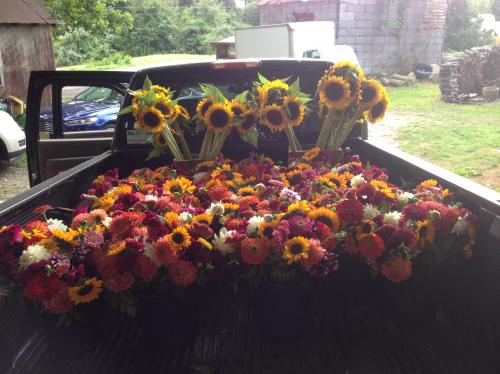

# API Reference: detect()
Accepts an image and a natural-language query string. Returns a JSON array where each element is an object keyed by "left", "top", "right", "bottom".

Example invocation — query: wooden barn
[{"left": 0, "top": 0, "right": 56, "bottom": 100}]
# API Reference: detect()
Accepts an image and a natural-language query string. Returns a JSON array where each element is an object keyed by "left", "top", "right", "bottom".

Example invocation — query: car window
[{"left": 72, "top": 87, "right": 123, "bottom": 105}]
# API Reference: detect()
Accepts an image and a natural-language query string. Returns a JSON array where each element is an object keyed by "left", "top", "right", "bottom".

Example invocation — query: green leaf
[
  {"left": 118, "top": 106, "right": 133, "bottom": 116},
  {"left": 258, "top": 73, "right": 270, "bottom": 84},
  {"left": 146, "top": 148, "right": 161, "bottom": 161},
  {"left": 195, "top": 120, "right": 206, "bottom": 134},
  {"left": 143, "top": 76, "right": 152, "bottom": 90},
  {"left": 199, "top": 83, "right": 226, "bottom": 103},
  {"left": 289, "top": 78, "right": 300, "bottom": 96},
  {"left": 234, "top": 90, "right": 249, "bottom": 103},
  {"left": 240, "top": 128, "right": 258, "bottom": 148}
]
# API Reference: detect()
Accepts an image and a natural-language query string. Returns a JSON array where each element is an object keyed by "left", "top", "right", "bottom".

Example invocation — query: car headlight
[{"left": 66, "top": 117, "right": 98, "bottom": 126}]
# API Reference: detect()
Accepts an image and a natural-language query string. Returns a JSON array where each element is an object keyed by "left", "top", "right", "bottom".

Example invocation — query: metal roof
[
  {"left": 0, "top": 0, "right": 56, "bottom": 25},
  {"left": 258, "top": 0, "right": 321, "bottom": 6}
]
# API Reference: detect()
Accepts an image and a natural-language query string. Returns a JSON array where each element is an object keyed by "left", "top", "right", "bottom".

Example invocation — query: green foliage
[
  {"left": 86, "top": 53, "right": 132, "bottom": 68},
  {"left": 444, "top": 0, "right": 495, "bottom": 52},
  {"left": 469, "top": 0, "right": 493, "bottom": 13}
]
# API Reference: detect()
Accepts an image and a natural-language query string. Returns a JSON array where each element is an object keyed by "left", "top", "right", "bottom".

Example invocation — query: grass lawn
[
  {"left": 59, "top": 54, "right": 215, "bottom": 71},
  {"left": 387, "top": 83, "right": 500, "bottom": 191}
]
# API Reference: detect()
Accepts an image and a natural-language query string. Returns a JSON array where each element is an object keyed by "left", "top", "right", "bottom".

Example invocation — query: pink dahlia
[{"left": 300, "top": 239, "right": 326, "bottom": 267}]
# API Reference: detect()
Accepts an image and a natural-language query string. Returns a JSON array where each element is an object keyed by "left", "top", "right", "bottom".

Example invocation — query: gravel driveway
[{"left": 0, "top": 161, "right": 29, "bottom": 204}]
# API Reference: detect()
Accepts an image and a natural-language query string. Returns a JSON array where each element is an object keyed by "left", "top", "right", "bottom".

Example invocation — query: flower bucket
[{"left": 254, "top": 280, "right": 308, "bottom": 339}]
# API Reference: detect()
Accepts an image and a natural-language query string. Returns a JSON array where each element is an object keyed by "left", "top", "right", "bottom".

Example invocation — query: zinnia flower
[
  {"left": 24, "top": 273, "right": 62, "bottom": 301},
  {"left": 336, "top": 199, "right": 363, "bottom": 225},
  {"left": 358, "top": 233, "right": 385, "bottom": 260},
  {"left": 134, "top": 255, "right": 158, "bottom": 281},
  {"left": 288, "top": 215, "right": 314, "bottom": 237},
  {"left": 169, "top": 260, "right": 197, "bottom": 287},
  {"left": 42, "top": 284, "right": 74, "bottom": 313},
  {"left": 240, "top": 238, "right": 269, "bottom": 265},
  {"left": 300, "top": 239, "right": 326, "bottom": 267},
  {"left": 154, "top": 236, "right": 178, "bottom": 265},
  {"left": 380, "top": 256, "right": 412, "bottom": 283}
]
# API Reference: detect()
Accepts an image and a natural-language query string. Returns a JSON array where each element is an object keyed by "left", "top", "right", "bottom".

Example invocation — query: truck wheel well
[{"left": 0, "top": 140, "right": 7, "bottom": 161}]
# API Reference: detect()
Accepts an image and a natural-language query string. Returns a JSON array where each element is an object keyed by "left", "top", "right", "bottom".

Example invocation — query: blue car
[{"left": 40, "top": 86, "right": 124, "bottom": 132}]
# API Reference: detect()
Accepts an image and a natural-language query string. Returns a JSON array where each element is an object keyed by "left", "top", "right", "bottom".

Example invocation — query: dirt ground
[{"left": 0, "top": 161, "right": 30, "bottom": 204}]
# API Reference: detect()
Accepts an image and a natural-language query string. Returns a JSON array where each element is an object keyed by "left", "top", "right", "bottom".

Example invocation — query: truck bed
[{"left": 1, "top": 138, "right": 499, "bottom": 373}]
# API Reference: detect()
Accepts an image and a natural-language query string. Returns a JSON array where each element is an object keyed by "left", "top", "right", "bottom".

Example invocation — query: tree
[{"left": 444, "top": 0, "right": 494, "bottom": 51}]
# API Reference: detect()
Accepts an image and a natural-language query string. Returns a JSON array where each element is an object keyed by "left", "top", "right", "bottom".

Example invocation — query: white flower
[
  {"left": 451, "top": 216, "right": 468, "bottom": 235},
  {"left": 363, "top": 204, "right": 380, "bottom": 220},
  {"left": 279, "top": 188, "right": 301, "bottom": 203},
  {"left": 46, "top": 218, "right": 67, "bottom": 232},
  {"left": 143, "top": 240, "right": 161, "bottom": 267},
  {"left": 350, "top": 174, "right": 366, "bottom": 187},
  {"left": 330, "top": 167, "right": 339, "bottom": 173},
  {"left": 212, "top": 227, "right": 235, "bottom": 255},
  {"left": 144, "top": 194, "right": 158, "bottom": 202},
  {"left": 255, "top": 183, "right": 266, "bottom": 195},
  {"left": 247, "top": 216, "right": 265, "bottom": 235},
  {"left": 102, "top": 216, "right": 112, "bottom": 228},
  {"left": 397, "top": 191, "right": 415, "bottom": 205},
  {"left": 179, "top": 211, "right": 193, "bottom": 222},
  {"left": 19, "top": 244, "right": 50, "bottom": 270},
  {"left": 383, "top": 211, "right": 402, "bottom": 226},
  {"left": 206, "top": 201, "right": 225, "bottom": 216}
]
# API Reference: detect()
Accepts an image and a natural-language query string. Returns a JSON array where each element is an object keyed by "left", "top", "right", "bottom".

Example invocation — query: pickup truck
[{"left": 0, "top": 60, "right": 499, "bottom": 374}]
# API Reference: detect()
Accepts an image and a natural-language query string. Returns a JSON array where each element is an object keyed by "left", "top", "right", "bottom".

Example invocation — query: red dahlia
[
  {"left": 43, "top": 284, "right": 74, "bottom": 313},
  {"left": 134, "top": 255, "right": 158, "bottom": 281},
  {"left": 336, "top": 199, "right": 363, "bottom": 225},
  {"left": 25, "top": 273, "right": 62, "bottom": 301},
  {"left": 380, "top": 256, "right": 412, "bottom": 283},
  {"left": 169, "top": 260, "right": 197, "bottom": 287},
  {"left": 358, "top": 233, "right": 385, "bottom": 260},
  {"left": 240, "top": 238, "right": 269, "bottom": 265}
]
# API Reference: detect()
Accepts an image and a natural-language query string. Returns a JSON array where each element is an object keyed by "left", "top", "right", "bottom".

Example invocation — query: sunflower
[
  {"left": 223, "top": 203, "right": 239, "bottom": 212},
  {"left": 283, "top": 96, "right": 305, "bottom": 126},
  {"left": 229, "top": 100, "right": 246, "bottom": 117},
  {"left": 303, "top": 146, "right": 321, "bottom": 161},
  {"left": 238, "top": 186, "right": 256, "bottom": 197},
  {"left": 152, "top": 133, "right": 169, "bottom": 150},
  {"left": 318, "top": 76, "right": 351, "bottom": 110},
  {"left": 285, "top": 169, "right": 302, "bottom": 186},
  {"left": 192, "top": 213, "right": 213, "bottom": 225},
  {"left": 308, "top": 207, "right": 340, "bottom": 232},
  {"left": 359, "top": 80, "right": 383, "bottom": 110},
  {"left": 196, "top": 96, "right": 215, "bottom": 117},
  {"left": 264, "top": 80, "right": 289, "bottom": 92},
  {"left": 108, "top": 241, "right": 127, "bottom": 256},
  {"left": 256, "top": 86, "right": 269, "bottom": 107},
  {"left": 164, "top": 212, "right": 180, "bottom": 227},
  {"left": 370, "top": 180, "right": 395, "bottom": 199},
  {"left": 287, "top": 200, "right": 311, "bottom": 215},
  {"left": 283, "top": 237, "right": 310, "bottom": 265},
  {"left": 368, "top": 95, "right": 389, "bottom": 123},
  {"left": 169, "top": 226, "right": 191, "bottom": 249},
  {"left": 327, "top": 61, "right": 365, "bottom": 100},
  {"left": 237, "top": 109, "right": 258, "bottom": 134},
  {"left": 152, "top": 85, "right": 172, "bottom": 98},
  {"left": 416, "top": 220, "right": 435, "bottom": 249},
  {"left": 68, "top": 277, "right": 103, "bottom": 305},
  {"left": 137, "top": 106, "right": 165, "bottom": 133},
  {"left": 51, "top": 228, "right": 79, "bottom": 244},
  {"left": 195, "top": 160, "right": 218, "bottom": 173},
  {"left": 356, "top": 220, "right": 375, "bottom": 241},
  {"left": 316, "top": 176, "right": 337, "bottom": 190},
  {"left": 204, "top": 103, "right": 233, "bottom": 133},
  {"left": 417, "top": 179, "right": 438, "bottom": 189},
  {"left": 321, "top": 172, "right": 348, "bottom": 189},
  {"left": 259, "top": 220, "right": 279, "bottom": 240},
  {"left": 154, "top": 99, "right": 176, "bottom": 120},
  {"left": 176, "top": 105, "right": 191, "bottom": 121},
  {"left": 163, "top": 177, "right": 196, "bottom": 195},
  {"left": 260, "top": 104, "right": 287, "bottom": 132},
  {"left": 211, "top": 164, "right": 244, "bottom": 189}
]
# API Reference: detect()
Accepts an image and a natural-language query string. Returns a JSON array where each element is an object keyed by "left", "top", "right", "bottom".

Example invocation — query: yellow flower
[
  {"left": 154, "top": 98, "right": 176, "bottom": 120},
  {"left": 108, "top": 241, "right": 127, "bottom": 256},
  {"left": 283, "top": 237, "right": 310, "bottom": 265},
  {"left": 223, "top": 203, "right": 239, "bottom": 212},
  {"left": 318, "top": 76, "right": 351, "bottom": 110},
  {"left": 211, "top": 164, "right": 244, "bottom": 189},
  {"left": 169, "top": 226, "right": 191, "bottom": 249},
  {"left": 137, "top": 106, "right": 165, "bottom": 133},
  {"left": 287, "top": 200, "right": 311, "bottom": 215},
  {"left": 195, "top": 160, "right": 218, "bottom": 172},
  {"left": 321, "top": 172, "right": 348, "bottom": 189},
  {"left": 416, "top": 220, "right": 435, "bottom": 249},
  {"left": 68, "top": 277, "right": 103, "bottom": 305},
  {"left": 51, "top": 228, "right": 79, "bottom": 244},
  {"left": 259, "top": 220, "right": 279, "bottom": 240},
  {"left": 164, "top": 212, "right": 180, "bottom": 228},
  {"left": 308, "top": 208, "right": 340, "bottom": 232},
  {"left": 192, "top": 213, "right": 213, "bottom": 225},
  {"left": 197, "top": 238, "right": 213, "bottom": 250},
  {"left": 285, "top": 169, "right": 302, "bottom": 186},
  {"left": 260, "top": 104, "right": 287, "bottom": 132},
  {"left": 238, "top": 186, "right": 256, "bottom": 196},
  {"left": 152, "top": 133, "right": 169, "bottom": 150},
  {"left": 370, "top": 180, "right": 396, "bottom": 199},
  {"left": 368, "top": 94, "right": 389, "bottom": 123},
  {"left": 303, "top": 147, "right": 321, "bottom": 161},
  {"left": 228, "top": 100, "right": 247, "bottom": 117},
  {"left": 110, "top": 185, "right": 133, "bottom": 198},
  {"left": 264, "top": 80, "right": 289, "bottom": 92},
  {"left": 196, "top": 96, "right": 215, "bottom": 117},
  {"left": 417, "top": 179, "right": 438, "bottom": 189},
  {"left": 163, "top": 177, "right": 196, "bottom": 195},
  {"left": 38, "top": 238, "right": 60, "bottom": 253},
  {"left": 359, "top": 80, "right": 383, "bottom": 110},
  {"left": 237, "top": 108, "right": 258, "bottom": 134},
  {"left": 176, "top": 104, "right": 190, "bottom": 121},
  {"left": 93, "top": 195, "right": 115, "bottom": 211},
  {"left": 283, "top": 96, "right": 305, "bottom": 126},
  {"left": 204, "top": 103, "right": 233, "bottom": 133}
]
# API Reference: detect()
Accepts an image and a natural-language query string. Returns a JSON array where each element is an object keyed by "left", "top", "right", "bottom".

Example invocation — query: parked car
[
  {"left": 39, "top": 86, "right": 124, "bottom": 132},
  {"left": 0, "top": 110, "right": 26, "bottom": 162}
]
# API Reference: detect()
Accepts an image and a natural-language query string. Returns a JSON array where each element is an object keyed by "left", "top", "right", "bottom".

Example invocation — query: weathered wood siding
[{"left": 0, "top": 24, "right": 55, "bottom": 100}]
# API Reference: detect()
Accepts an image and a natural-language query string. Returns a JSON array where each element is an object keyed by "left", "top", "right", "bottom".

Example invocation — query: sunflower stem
[
  {"left": 161, "top": 126, "right": 184, "bottom": 160},
  {"left": 199, "top": 129, "right": 214, "bottom": 160},
  {"left": 210, "top": 130, "right": 230, "bottom": 159},
  {"left": 317, "top": 108, "right": 335, "bottom": 150},
  {"left": 172, "top": 122, "right": 192, "bottom": 160}
]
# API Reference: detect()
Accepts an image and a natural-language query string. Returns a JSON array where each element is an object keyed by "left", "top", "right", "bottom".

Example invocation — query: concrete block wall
[{"left": 259, "top": 0, "right": 448, "bottom": 74}]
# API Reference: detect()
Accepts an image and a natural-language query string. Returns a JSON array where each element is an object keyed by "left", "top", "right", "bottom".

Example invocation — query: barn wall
[
  {"left": 260, "top": 0, "right": 339, "bottom": 25},
  {"left": 259, "top": 0, "right": 448, "bottom": 74},
  {"left": 0, "top": 24, "right": 55, "bottom": 100}
]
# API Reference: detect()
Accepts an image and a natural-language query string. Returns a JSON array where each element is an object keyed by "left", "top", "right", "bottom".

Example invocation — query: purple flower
[
  {"left": 83, "top": 231, "right": 104, "bottom": 250},
  {"left": 402, "top": 203, "right": 427, "bottom": 221},
  {"left": 288, "top": 215, "right": 314, "bottom": 237}
]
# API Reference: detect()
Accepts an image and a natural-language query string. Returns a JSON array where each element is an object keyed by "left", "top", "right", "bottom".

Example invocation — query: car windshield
[{"left": 73, "top": 87, "right": 123, "bottom": 105}]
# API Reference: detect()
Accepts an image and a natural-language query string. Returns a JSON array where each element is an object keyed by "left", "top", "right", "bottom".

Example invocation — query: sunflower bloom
[
  {"left": 68, "top": 278, "right": 103, "bottom": 305},
  {"left": 368, "top": 94, "right": 389, "bottom": 123},
  {"left": 163, "top": 177, "right": 196, "bottom": 195},
  {"left": 260, "top": 104, "right": 287, "bottom": 132},
  {"left": 204, "top": 103, "right": 233, "bottom": 133},
  {"left": 196, "top": 96, "right": 215, "bottom": 117},
  {"left": 283, "top": 236, "right": 310, "bottom": 265},
  {"left": 168, "top": 226, "right": 191, "bottom": 249},
  {"left": 137, "top": 106, "right": 165, "bottom": 133},
  {"left": 308, "top": 207, "right": 340, "bottom": 232},
  {"left": 229, "top": 100, "right": 246, "bottom": 117},
  {"left": 359, "top": 80, "right": 383, "bottom": 110},
  {"left": 237, "top": 109, "right": 258, "bottom": 134},
  {"left": 318, "top": 76, "right": 351, "bottom": 109},
  {"left": 283, "top": 96, "right": 305, "bottom": 126}
]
